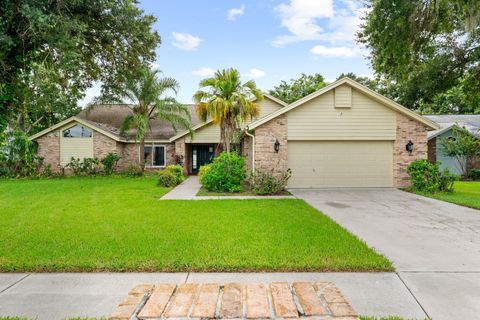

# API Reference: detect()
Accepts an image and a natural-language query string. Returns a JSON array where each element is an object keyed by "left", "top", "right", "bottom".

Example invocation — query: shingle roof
[
  {"left": 76, "top": 104, "right": 202, "bottom": 140},
  {"left": 424, "top": 114, "right": 480, "bottom": 139}
]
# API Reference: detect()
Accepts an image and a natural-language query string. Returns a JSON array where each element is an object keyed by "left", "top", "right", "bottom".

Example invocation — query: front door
[{"left": 191, "top": 145, "right": 214, "bottom": 173}]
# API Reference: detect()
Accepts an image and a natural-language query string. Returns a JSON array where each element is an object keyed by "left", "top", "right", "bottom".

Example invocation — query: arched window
[{"left": 63, "top": 124, "right": 92, "bottom": 138}]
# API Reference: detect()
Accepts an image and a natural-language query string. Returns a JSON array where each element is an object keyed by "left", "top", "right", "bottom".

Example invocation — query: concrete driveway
[{"left": 291, "top": 188, "right": 480, "bottom": 320}]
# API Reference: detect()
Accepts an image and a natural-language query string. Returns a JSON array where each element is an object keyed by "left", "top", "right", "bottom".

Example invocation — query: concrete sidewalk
[{"left": 0, "top": 272, "right": 426, "bottom": 320}]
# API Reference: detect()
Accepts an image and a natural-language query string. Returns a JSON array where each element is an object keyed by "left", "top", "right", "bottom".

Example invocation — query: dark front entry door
[{"left": 191, "top": 145, "right": 214, "bottom": 173}]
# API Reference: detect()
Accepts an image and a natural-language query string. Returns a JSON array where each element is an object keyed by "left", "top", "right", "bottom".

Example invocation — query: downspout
[{"left": 245, "top": 129, "right": 255, "bottom": 173}]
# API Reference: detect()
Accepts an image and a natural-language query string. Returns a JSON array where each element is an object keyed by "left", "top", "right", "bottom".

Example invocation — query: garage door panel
[{"left": 288, "top": 141, "right": 393, "bottom": 188}]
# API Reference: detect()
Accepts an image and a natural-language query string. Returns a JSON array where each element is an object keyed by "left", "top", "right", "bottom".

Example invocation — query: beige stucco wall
[{"left": 287, "top": 85, "right": 396, "bottom": 140}]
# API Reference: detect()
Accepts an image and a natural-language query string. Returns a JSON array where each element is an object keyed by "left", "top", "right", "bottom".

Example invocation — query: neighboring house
[
  {"left": 424, "top": 115, "right": 480, "bottom": 175},
  {"left": 30, "top": 77, "right": 439, "bottom": 188}
]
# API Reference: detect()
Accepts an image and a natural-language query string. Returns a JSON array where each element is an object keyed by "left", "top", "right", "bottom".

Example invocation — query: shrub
[
  {"left": 121, "top": 163, "right": 144, "bottom": 177},
  {"left": 407, "top": 160, "right": 457, "bottom": 193},
  {"left": 438, "top": 168, "right": 457, "bottom": 192},
  {"left": 158, "top": 170, "right": 178, "bottom": 187},
  {"left": 200, "top": 152, "right": 245, "bottom": 192},
  {"left": 469, "top": 168, "right": 480, "bottom": 181},
  {"left": 158, "top": 165, "right": 185, "bottom": 187},
  {"left": 66, "top": 157, "right": 102, "bottom": 176},
  {"left": 198, "top": 164, "right": 211, "bottom": 180},
  {"left": 166, "top": 164, "right": 185, "bottom": 183},
  {"left": 101, "top": 153, "right": 121, "bottom": 175},
  {"left": 249, "top": 169, "right": 292, "bottom": 195},
  {"left": 0, "top": 130, "right": 43, "bottom": 177}
]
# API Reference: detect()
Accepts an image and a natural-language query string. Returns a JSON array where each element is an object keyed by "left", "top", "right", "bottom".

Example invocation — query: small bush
[
  {"left": 200, "top": 152, "right": 245, "bottom": 192},
  {"left": 250, "top": 169, "right": 292, "bottom": 195},
  {"left": 166, "top": 164, "right": 185, "bottom": 183},
  {"left": 158, "top": 165, "right": 185, "bottom": 187},
  {"left": 469, "top": 168, "right": 480, "bottom": 181},
  {"left": 66, "top": 157, "right": 102, "bottom": 176},
  {"left": 198, "top": 164, "right": 211, "bottom": 180},
  {"left": 121, "top": 163, "right": 143, "bottom": 177},
  {"left": 101, "top": 153, "right": 121, "bottom": 175},
  {"left": 407, "top": 160, "right": 457, "bottom": 193},
  {"left": 438, "top": 168, "right": 457, "bottom": 192},
  {"left": 158, "top": 170, "right": 178, "bottom": 187}
]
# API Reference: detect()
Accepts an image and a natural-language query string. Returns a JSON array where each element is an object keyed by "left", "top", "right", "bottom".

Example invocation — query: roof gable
[
  {"left": 29, "top": 116, "right": 121, "bottom": 141},
  {"left": 247, "top": 77, "right": 439, "bottom": 130}
]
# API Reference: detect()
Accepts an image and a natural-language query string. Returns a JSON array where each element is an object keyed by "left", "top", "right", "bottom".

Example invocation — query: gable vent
[{"left": 334, "top": 85, "right": 352, "bottom": 108}]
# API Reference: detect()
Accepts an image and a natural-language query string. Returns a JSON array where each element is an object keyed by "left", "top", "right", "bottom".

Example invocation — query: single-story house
[
  {"left": 424, "top": 114, "right": 480, "bottom": 175},
  {"left": 30, "top": 77, "right": 439, "bottom": 188}
]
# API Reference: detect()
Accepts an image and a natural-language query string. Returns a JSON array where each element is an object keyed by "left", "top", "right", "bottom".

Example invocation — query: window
[
  {"left": 143, "top": 144, "right": 165, "bottom": 167},
  {"left": 63, "top": 124, "right": 92, "bottom": 138}
]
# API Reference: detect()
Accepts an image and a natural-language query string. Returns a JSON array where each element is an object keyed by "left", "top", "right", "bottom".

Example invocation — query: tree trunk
[{"left": 140, "top": 137, "right": 146, "bottom": 171}]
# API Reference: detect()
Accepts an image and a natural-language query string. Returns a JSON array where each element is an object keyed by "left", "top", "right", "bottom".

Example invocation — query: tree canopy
[
  {"left": 0, "top": 0, "right": 160, "bottom": 134},
  {"left": 194, "top": 68, "right": 263, "bottom": 153},
  {"left": 268, "top": 73, "right": 327, "bottom": 104},
  {"left": 89, "top": 67, "right": 191, "bottom": 170},
  {"left": 358, "top": 0, "right": 480, "bottom": 114}
]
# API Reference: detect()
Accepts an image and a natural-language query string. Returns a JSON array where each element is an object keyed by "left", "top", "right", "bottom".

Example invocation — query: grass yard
[
  {"left": 419, "top": 181, "right": 480, "bottom": 210},
  {"left": 0, "top": 176, "right": 392, "bottom": 272}
]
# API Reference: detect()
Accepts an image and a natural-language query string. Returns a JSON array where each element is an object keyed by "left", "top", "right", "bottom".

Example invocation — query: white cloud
[
  {"left": 273, "top": 0, "right": 334, "bottom": 46},
  {"left": 192, "top": 67, "right": 216, "bottom": 77},
  {"left": 310, "top": 45, "right": 358, "bottom": 58},
  {"left": 172, "top": 32, "right": 202, "bottom": 51},
  {"left": 245, "top": 68, "right": 266, "bottom": 78},
  {"left": 227, "top": 5, "right": 245, "bottom": 21},
  {"left": 273, "top": 0, "right": 368, "bottom": 52}
]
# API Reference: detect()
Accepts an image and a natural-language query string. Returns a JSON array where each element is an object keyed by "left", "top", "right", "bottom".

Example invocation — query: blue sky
[{"left": 80, "top": 0, "right": 373, "bottom": 105}]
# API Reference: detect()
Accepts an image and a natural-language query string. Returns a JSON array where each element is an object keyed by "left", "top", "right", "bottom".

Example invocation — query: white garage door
[{"left": 288, "top": 141, "right": 393, "bottom": 188}]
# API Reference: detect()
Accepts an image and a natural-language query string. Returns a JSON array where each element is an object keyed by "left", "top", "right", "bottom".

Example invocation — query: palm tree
[
  {"left": 90, "top": 67, "right": 191, "bottom": 170},
  {"left": 193, "top": 68, "right": 263, "bottom": 153}
]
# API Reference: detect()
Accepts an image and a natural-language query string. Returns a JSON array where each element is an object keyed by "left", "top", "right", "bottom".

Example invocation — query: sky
[{"left": 79, "top": 0, "right": 373, "bottom": 106}]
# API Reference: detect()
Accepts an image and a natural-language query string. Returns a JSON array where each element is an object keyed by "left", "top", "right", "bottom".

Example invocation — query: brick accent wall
[
  {"left": 116, "top": 143, "right": 139, "bottom": 169},
  {"left": 93, "top": 131, "right": 117, "bottom": 159},
  {"left": 394, "top": 113, "right": 429, "bottom": 187},
  {"left": 427, "top": 137, "right": 436, "bottom": 163},
  {"left": 166, "top": 144, "right": 175, "bottom": 165},
  {"left": 36, "top": 130, "right": 60, "bottom": 171},
  {"left": 253, "top": 114, "right": 288, "bottom": 176},
  {"left": 174, "top": 137, "right": 187, "bottom": 173},
  {"left": 242, "top": 135, "right": 253, "bottom": 172}
]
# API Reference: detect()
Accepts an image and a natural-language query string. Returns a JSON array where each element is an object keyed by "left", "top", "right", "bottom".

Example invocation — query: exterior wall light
[
  {"left": 406, "top": 140, "right": 414, "bottom": 155},
  {"left": 274, "top": 139, "right": 280, "bottom": 153}
]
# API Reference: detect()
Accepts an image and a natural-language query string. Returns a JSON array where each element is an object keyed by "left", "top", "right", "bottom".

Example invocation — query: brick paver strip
[
  {"left": 292, "top": 282, "right": 326, "bottom": 316},
  {"left": 137, "top": 283, "right": 176, "bottom": 319},
  {"left": 119, "top": 293, "right": 145, "bottom": 306},
  {"left": 221, "top": 283, "right": 244, "bottom": 318},
  {"left": 246, "top": 283, "right": 270, "bottom": 319},
  {"left": 108, "top": 303, "right": 138, "bottom": 320},
  {"left": 129, "top": 283, "right": 155, "bottom": 295},
  {"left": 328, "top": 302, "right": 357, "bottom": 317},
  {"left": 163, "top": 283, "right": 199, "bottom": 318},
  {"left": 322, "top": 286, "right": 347, "bottom": 304},
  {"left": 191, "top": 283, "right": 221, "bottom": 318},
  {"left": 110, "top": 282, "right": 358, "bottom": 320},
  {"left": 270, "top": 282, "right": 298, "bottom": 318}
]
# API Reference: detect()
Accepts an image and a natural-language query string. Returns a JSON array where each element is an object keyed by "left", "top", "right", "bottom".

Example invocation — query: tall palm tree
[
  {"left": 90, "top": 67, "right": 191, "bottom": 169},
  {"left": 193, "top": 68, "right": 263, "bottom": 153}
]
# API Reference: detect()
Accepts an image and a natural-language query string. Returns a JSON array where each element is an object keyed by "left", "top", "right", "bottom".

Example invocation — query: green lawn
[
  {"left": 0, "top": 176, "right": 391, "bottom": 272},
  {"left": 420, "top": 181, "right": 480, "bottom": 210}
]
